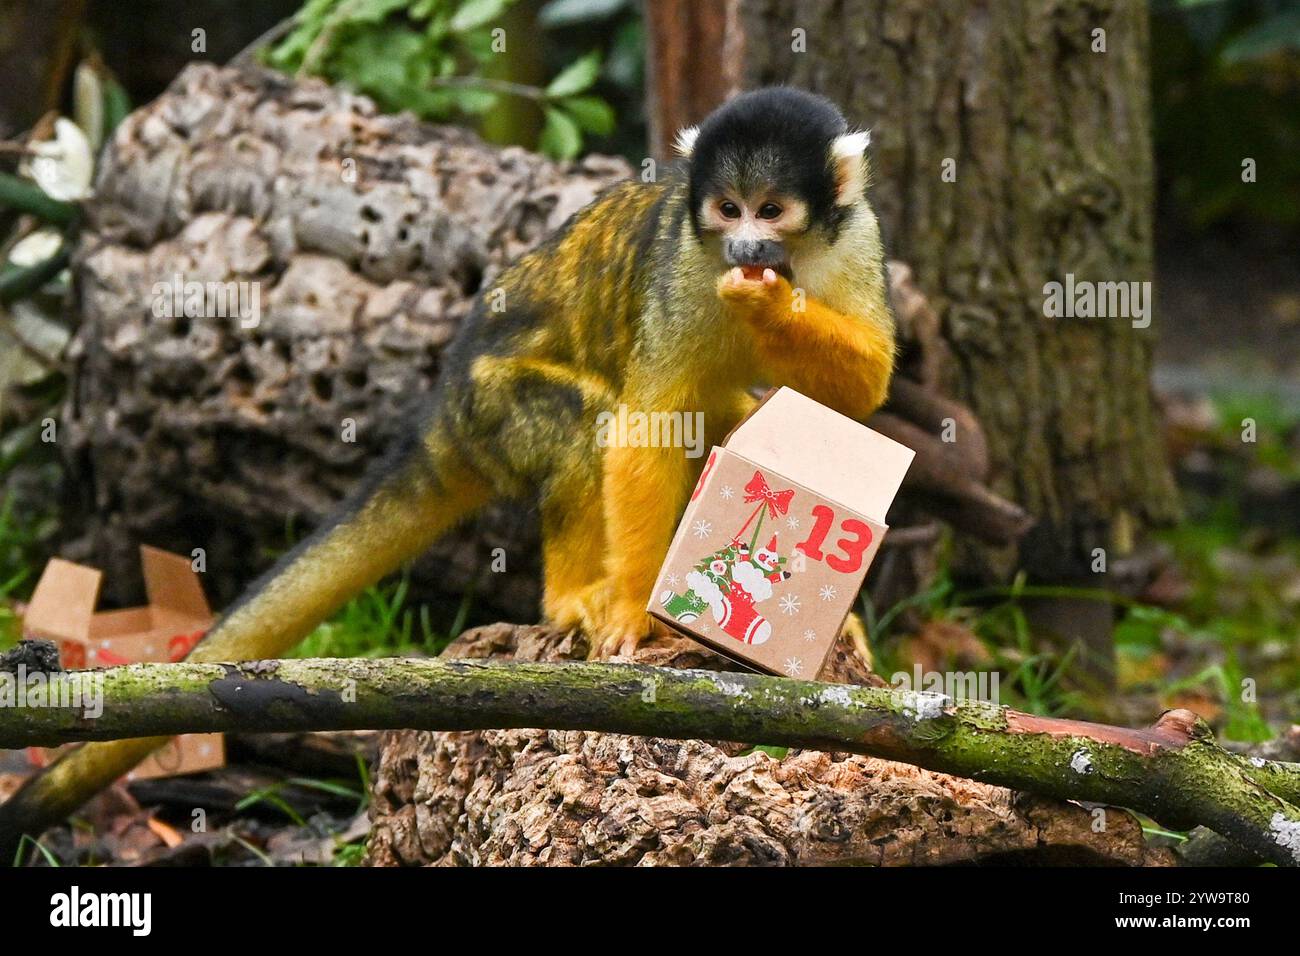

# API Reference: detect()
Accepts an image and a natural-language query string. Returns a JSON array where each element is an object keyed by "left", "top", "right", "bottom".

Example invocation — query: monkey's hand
[
  {"left": 720, "top": 266, "right": 895, "bottom": 421},
  {"left": 716, "top": 266, "right": 792, "bottom": 319}
]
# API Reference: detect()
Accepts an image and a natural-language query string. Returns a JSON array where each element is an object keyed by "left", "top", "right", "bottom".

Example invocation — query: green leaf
[
  {"left": 460, "top": 25, "right": 500, "bottom": 61},
  {"left": 1222, "top": 10, "right": 1300, "bottom": 64},
  {"left": 0, "top": 173, "right": 76, "bottom": 226},
  {"left": 349, "top": 0, "right": 412, "bottom": 23},
  {"left": 102, "top": 77, "right": 132, "bottom": 136},
  {"left": 538, "top": 0, "right": 627, "bottom": 29},
  {"left": 539, "top": 107, "right": 583, "bottom": 160},
  {"left": 332, "top": 24, "right": 433, "bottom": 110},
  {"left": 544, "top": 50, "right": 601, "bottom": 98},
  {"left": 559, "top": 95, "right": 615, "bottom": 135},
  {"left": 73, "top": 62, "right": 105, "bottom": 152},
  {"left": 450, "top": 0, "right": 508, "bottom": 32},
  {"left": 605, "top": 18, "right": 644, "bottom": 89},
  {"left": 267, "top": 0, "right": 346, "bottom": 69}
]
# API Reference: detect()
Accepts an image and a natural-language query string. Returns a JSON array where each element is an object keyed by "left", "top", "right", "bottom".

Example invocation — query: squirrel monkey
[{"left": 4, "top": 88, "right": 895, "bottom": 827}]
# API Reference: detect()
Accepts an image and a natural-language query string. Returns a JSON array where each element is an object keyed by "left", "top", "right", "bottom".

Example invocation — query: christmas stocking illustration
[
  {"left": 720, "top": 535, "right": 791, "bottom": 646},
  {"left": 662, "top": 557, "right": 731, "bottom": 624}
]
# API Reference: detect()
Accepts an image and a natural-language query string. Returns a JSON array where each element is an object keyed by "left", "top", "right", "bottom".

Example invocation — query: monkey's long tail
[{"left": 0, "top": 434, "right": 492, "bottom": 861}]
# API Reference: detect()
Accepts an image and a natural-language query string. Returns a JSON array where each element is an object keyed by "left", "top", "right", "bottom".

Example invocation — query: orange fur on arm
[{"left": 727, "top": 277, "right": 895, "bottom": 420}]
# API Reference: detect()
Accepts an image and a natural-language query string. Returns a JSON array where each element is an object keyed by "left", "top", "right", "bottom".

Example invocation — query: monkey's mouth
[{"left": 738, "top": 262, "right": 793, "bottom": 282}]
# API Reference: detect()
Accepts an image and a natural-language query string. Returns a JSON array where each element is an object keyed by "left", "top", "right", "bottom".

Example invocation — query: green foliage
[
  {"left": 331, "top": 841, "right": 368, "bottom": 865},
  {"left": 736, "top": 744, "right": 789, "bottom": 759},
  {"left": 0, "top": 418, "right": 63, "bottom": 650},
  {"left": 266, "top": 0, "right": 622, "bottom": 160},
  {"left": 291, "top": 570, "right": 470, "bottom": 658},
  {"left": 236, "top": 776, "right": 366, "bottom": 825},
  {"left": 1153, "top": 0, "right": 1300, "bottom": 229},
  {"left": 972, "top": 595, "right": 1083, "bottom": 717},
  {"left": 13, "top": 834, "right": 60, "bottom": 868}
]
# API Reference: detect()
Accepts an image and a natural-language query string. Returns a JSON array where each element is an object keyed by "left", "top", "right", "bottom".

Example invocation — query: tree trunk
[{"left": 647, "top": 0, "right": 1181, "bottom": 680}]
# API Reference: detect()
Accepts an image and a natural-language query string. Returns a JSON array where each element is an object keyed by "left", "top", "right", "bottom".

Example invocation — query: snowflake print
[
  {"left": 720, "top": 485, "right": 734, "bottom": 500},
  {"left": 691, "top": 519, "right": 712, "bottom": 539},
  {"left": 802, "top": 628, "right": 817, "bottom": 643},
  {"left": 785, "top": 515, "right": 800, "bottom": 530},
  {"left": 784, "top": 657, "right": 804, "bottom": 677},
  {"left": 665, "top": 572, "right": 680, "bottom": 587},
  {"left": 818, "top": 584, "right": 838, "bottom": 602},
  {"left": 779, "top": 593, "right": 801, "bottom": 615}
]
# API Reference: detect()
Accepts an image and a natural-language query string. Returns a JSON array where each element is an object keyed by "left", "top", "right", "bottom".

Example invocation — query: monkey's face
[
  {"left": 697, "top": 188, "right": 807, "bottom": 281},
  {"left": 678, "top": 88, "right": 872, "bottom": 286}
]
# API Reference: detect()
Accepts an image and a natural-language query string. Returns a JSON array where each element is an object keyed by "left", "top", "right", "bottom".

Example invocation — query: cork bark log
[{"left": 363, "top": 625, "right": 1171, "bottom": 867}]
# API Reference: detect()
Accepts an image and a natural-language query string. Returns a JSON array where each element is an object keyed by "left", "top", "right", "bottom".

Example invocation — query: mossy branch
[{"left": 1, "top": 657, "right": 1298, "bottom": 866}]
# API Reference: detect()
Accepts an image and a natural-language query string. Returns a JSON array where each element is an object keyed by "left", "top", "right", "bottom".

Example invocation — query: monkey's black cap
[{"left": 685, "top": 87, "right": 850, "bottom": 233}]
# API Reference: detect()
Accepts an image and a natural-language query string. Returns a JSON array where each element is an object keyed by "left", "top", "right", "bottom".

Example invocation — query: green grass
[
  {"left": 865, "top": 552, "right": 1290, "bottom": 735},
  {"left": 865, "top": 571, "right": 1090, "bottom": 717},
  {"left": 859, "top": 385, "right": 1300, "bottom": 738},
  {"left": 0, "top": 490, "right": 52, "bottom": 651},
  {"left": 290, "top": 571, "right": 472, "bottom": 659}
]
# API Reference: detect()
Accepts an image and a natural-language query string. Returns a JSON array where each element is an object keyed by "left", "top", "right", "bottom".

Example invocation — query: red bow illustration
[{"left": 744, "top": 470, "right": 794, "bottom": 518}]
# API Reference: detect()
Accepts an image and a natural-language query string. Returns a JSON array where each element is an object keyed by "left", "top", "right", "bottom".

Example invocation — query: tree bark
[
  {"left": 645, "top": 0, "right": 745, "bottom": 160},
  {"left": 741, "top": 0, "right": 1179, "bottom": 571}
]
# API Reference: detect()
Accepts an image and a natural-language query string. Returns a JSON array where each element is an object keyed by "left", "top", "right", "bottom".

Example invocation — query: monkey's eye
[
  {"left": 757, "top": 203, "right": 783, "bottom": 220},
  {"left": 719, "top": 201, "right": 741, "bottom": 220}
]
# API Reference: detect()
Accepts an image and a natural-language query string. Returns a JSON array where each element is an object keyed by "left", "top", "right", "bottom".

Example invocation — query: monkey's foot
[
  {"left": 544, "top": 580, "right": 611, "bottom": 635},
  {"left": 544, "top": 582, "right": 651, "bottom": 657},
  {"left": 588, "top": 600, "right": 656, "bottom": 660}
]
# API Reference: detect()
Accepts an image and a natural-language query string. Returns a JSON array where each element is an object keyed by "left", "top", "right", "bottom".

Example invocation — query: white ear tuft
[
  {"left": 831, "top": 130, "right": 871, "bottom": 205},
  {"left": 832, "top": 130, "right": 871, "bottom": 158},
  {"left": 673, "top": 125, "right": 700, "bottom": 158}
]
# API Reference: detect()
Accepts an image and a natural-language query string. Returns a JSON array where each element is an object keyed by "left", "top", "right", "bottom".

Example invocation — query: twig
[
  {"left": 227, "top": 17, "right": 298, "bottom": 68},
  {"left": 426, "top": 76, "right": 549, "bottom": 102}
]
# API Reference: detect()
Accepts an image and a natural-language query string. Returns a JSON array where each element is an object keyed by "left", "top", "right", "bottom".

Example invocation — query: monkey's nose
[{"left": 725, "top": 238, "right": 788, "bottom": 269}]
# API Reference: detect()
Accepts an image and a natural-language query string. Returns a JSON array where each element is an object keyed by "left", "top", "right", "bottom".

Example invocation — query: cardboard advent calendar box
[
  {"left": 22, "top": 545, "right": 225, "bottom": 781},
  {"left": 649, "top": 387, "right": 914, "bottom": 678}
]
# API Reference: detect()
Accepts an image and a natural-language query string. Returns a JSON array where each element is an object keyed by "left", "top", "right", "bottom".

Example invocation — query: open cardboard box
[
  {"left": 22, "top": 545, "right": 224, "bottom": 781},
  {"left": 649, "top": 387, "right": 914, "bottom": 678}
]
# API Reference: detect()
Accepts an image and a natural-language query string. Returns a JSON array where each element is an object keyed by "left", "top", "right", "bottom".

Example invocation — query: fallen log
[{"left": 2, "top": 650, "right": 1297, "bottom": 865}]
